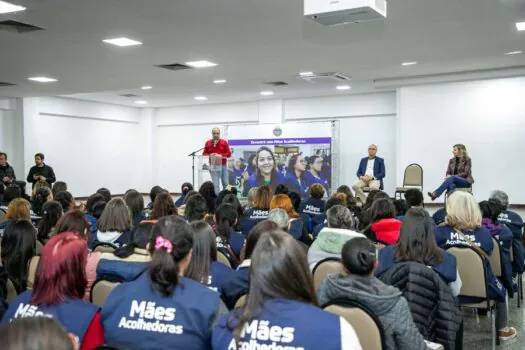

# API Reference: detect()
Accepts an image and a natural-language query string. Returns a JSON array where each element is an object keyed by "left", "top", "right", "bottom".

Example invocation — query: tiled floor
[{"left": 463, "top": 294, "right": 524, "bottom": 349}]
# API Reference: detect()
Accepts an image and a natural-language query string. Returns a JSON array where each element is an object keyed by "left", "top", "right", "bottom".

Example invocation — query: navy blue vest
[
  {"left": 212, "top": 299, "right": 341, "bottom": 349},
  {"left": 209, "top": 261, "right": 235, "bottom": 295},
  {"left": 288, "top": 219, "right": 303, "bottom": 240},
  {"left": 299, "top": 198, "right": 325, "bottom": 217},
  {"left": 101, "top": 272, "right": 221, "bottom": 350},
  {"left": 240, "top": 208, "right": 269, "bottom": 236},
  {"left": 1, "top": 291, "right": 98, "bottom": 342},
  {"left": 222, "top": 266, "right": 250, "bottom": 309}
]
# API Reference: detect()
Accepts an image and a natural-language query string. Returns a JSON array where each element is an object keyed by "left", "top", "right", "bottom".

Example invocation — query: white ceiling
[{"left": 0, "top": 0, "right": 525, "bottom": 107}]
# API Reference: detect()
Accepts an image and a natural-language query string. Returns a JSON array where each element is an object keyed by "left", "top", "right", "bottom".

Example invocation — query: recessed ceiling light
[
  {"left": 260, "top": 91, "right": 274, "bottom": 96},
  {"left": 336, "top": 85, "right": 351, "bottom": 91},
  {"left": 213, "top": 79, "right": 227, "bottom": 84},
  {"left": 194, "top": 96, "right": 208, "bottom": 101},
  {"left": 401, "top": 61, "right": 418, "bottom": 66},
  {"left": 299, "top": 71, "right": 314, "bottom": 77},
  {"left": 504, "top": 50, "right": 523, "bottom": 55},
  {"left": 0, "top": 1, "right": 25, "bottom": 14},
  {"left": 28, "top": 76, "right": 57, "bottom": 83},
  {"left": 103, "top": 37, "right": 143, "bottom": 47},
  {"left": 141, "top": 86, "right": 153, "bottom": 90},
  {"left": 134, "top": 100, "right": 148, "bottom": 105},
  {"left": 185, "top": 60, "right": 217, "bottom": 68},
  {"left": 516, "top": 22, "right": 525, "bottom": 31}
]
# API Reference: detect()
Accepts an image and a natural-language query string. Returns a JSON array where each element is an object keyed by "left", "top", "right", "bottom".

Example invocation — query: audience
[
  {"left": 377, "top": 208, "right": 462, "bottom": 296},
  {"left": 31, "top": 180, "right": 51, "bottom": 200},
  {"left": 308, "top": 205, "right": 365, "bottom": 270},
  {"left": 175, "top": 182, "right": 194, "bottom": 207},
  {"left": 84, "top": 193, "right": 105, "bottom": 234},
  {"left": 32, "top": 186, "right": 53, "bottom": 216},
  {"left": 54, "top": 191, "right": 74, "bottom": 212},
  {"left": 96, "top": 187, "right": 112, "bottom": 203},
  {"left": 147, "top": 185, "right": 164, "bottom": 210},
  {"left": 150, "top": 192, "right": 177, "bottom": 220},
  {"left": 55, "top": 210, "right": 101, "bottom": 300},
  {"left": 1, "top": 232, "right": 104, "bottom": 349},
  {"left": 311, "top": 195, "right": 346, "bottom": 237},
  {"left": 91, "top": 198, "right": 132, "bottom": 249},
  {"left": 393, "top": 199, "right": 409, "bottom": 221},
  {"left": 185, "top": 221, "right": 235, "bottom": 296},
  {"left": 299, "top": 183, "right": 326, "bottom": 219},
  {"left": 404, "top": 188, "right": 424, "bottom": 208},
  {"left": 239, "top": 185, "right": 271, "bottom": 236},
  {"left": 213, "top": 229, "right": 361, "bottom": 349},
  {"left": 0, "top": 198, "right": 32, "bottom": 235},
  {"left": 287, "top": 191, "right": 302, "bottom": 212},
  {"left": 358, "top": 190, "right": 390, "bottom": 230},
  {"left": 184, "top": 193, "right": 209, "bottom": 223},
  {"left": 123, "top": 189, "right": 145, "bottom": 228},
  {"left": 267, "top": 208, "right": 289, "bottom": 231},
  {"left": 317, "top": 237, "right": 427, "bottom": 350},
  {"left": 51, "top": 181, "right": 68, "bottom": 198},
  {"left": 101, "top": 216, "right": 224, "bottom": 349},
  {"left": 215, "top": 203, "right": 245, "bottom": 267},
  {"left": 364, "top": 198, "right": 401, "bottom": 245},
  {"left": 433, "top": 191, "right": 516, "bottom": 340},
  {"left": 176, "top": 189, "right": 198, "bottom": 217},
  {"left": 36, "top": 200, "right": 63, "bottom": 244},
  {"left": 1, "top": 220, "right": 36, "bottom": 293},
  {"left": 0, "top": 317, "right": 77, "bottom": 350},
  {"left": 199, "top": 181, "right": 218, "bottom": 214},
  {"left": 270, "top": 194, "right": 305, "bottom": 240}
]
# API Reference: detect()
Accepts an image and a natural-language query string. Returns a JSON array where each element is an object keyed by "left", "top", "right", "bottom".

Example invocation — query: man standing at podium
[{"left": 203, "top": 127, "right": 231, "bottom": 194}]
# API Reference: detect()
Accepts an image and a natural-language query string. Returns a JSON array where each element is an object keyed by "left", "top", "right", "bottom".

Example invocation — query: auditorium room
[{"left": 1, "top": 0, "right": 525, "bottom": 349}]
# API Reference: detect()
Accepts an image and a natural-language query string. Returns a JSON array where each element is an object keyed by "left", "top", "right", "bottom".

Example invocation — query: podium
[{"left": 195, "top": 154, "right": 229, "bottom": 192}]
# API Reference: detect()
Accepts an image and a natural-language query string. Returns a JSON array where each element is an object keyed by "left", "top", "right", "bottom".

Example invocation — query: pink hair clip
[{"left": 155, "top": 236, "right": 173, "bottom": 253}]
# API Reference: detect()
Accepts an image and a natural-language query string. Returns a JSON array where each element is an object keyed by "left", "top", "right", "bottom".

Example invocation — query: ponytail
[
  {"left": 148, "top": 216, "right": 193, "bottom": 297},
  {"left": 214, "top": 204, "right": 238, "bottom": 241},
  {"left": 341, "top": 237, "right": 376, "bottom": 275}
]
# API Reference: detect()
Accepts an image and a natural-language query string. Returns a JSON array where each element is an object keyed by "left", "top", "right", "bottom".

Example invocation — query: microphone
[{"left": 213, "top": 139, "right": 218, "bottom": 147}]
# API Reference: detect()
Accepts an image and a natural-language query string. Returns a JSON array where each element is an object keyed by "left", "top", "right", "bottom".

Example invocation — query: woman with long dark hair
[
  {"left": 1, "top": 232, "right": 104, "bottom": 349},
  {"left": 101, "top": 216, "right": 224, "bottom": 350},
  {"left": 213, "top": 230, "right": 361, "bottom": 349},
  {"left": 304, "top": 155, "right": 330, "bottom": 194},
  {"left": 215, "top": 204, "right": 245, "bottom": 268},
  {"left": 186, "top": 221, "right": 234, "bottom": 296},
  {"left": 1, "top": 220, "right": 36, "bottom": 293},
  {"left": 376, "top": 208, "right": 462, "bottom": 295},
  {"left": 32, "top": 186, "right": 53, "bottom": 216},
  {"left": 199, "top": 181, "right": 218, "bottom": 214},
  {"left": 124, "top": 189, "right": 145, "bottom": 228},
  {"left": 364, "top": 198, "right": 401, "bottom": 245},
  {"left": 37, "top": 200, "right": 63, "bottom": 244},
  {"left": 150, "top": 192, "right": 177, "bottom": 220},
  {"left": 284, "top": 154, "right": 308, "bottom": 197},
  {"left": 243, "top": 147, "right": 285, "bottom": 196},
  {"left": 428, "top": 144, "right": 474, "bottom": 200}
]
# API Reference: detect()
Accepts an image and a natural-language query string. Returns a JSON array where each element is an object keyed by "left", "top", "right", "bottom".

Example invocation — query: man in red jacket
[{"left": 202, "top": 128, "right": 232, "bottom": 194}]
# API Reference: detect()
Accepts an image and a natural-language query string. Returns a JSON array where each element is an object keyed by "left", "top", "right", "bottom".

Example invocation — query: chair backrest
[
  {"left": 234, "top": 294, "right": 248, "bottom": 309},
  {"left": 447, "top": 247, "right": 488, "bottom": 299},
  {"left": 35, "top": 241, "right": 44, "bottom": 255},
  {"left": 90, "top": 279, "right": 120, "bottom": 307},
  {"left": 217, "top": 251, "right": 232, "bottom": 268},
  {"left": 312, "top": 258, "right": 343, "bottom": 291},
  {"left": 93, "top": 243, "right": 117, "bottom": 254},
  {"left": 27, "top": 255, "right": 40, "bottom": 290},
  {"left": 403, "top": 164, "right": 423, "bottom": 187},
  {"left": 323, "top": 299, "right": 384, "bottom": 350},
  {"left": 488, "top": 237, "right": 502, "bottom": 277},
  {"left": 6, "top": 278, "right": 18, "bottom": 303}
]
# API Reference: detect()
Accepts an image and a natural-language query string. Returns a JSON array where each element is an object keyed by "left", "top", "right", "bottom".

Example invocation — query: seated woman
[
  {"left": 91, "top": 198, "right": 132, "bottom": 249},
  {"left": 317, "top": 237, "right": 427, "bottom": 350},
  {"left": 31, "top": 186, "right": 53, "bottom": 216},
  {"left": 433, "top": 191, "right": 516, "bottom": 341},
  {"left": 55, "top": 210, "right": 101, "bottom": 300},
  {"left": 239, "top": 185, "right": 272, "bottom": 236},
  {"left": 213, "top": 229, "right": 361, "bottom": 350},
  {"left": 175, "top": 182, "right": 194, "bottom": 207},
  {"left": 308, "top": 205, "right": 365, "bottom": 270},
  {"left": 199, "top": 181, "right": 218, "bottom": 214},
  {"left": 428, "top": 144, "right": 474, "bottom": 200},
  {"left": 123, "top": 189, "right": 145, "bottom": 229},
  {"left": 311, "top": 196, "right": 346, "bottom": 238},
  {"left": 150, "top": 191, "right": 177, "bottom": 220},
  {"left": 364, "top": 198, "right": 402, "bottom": 245},
  {"left": 270, "top": 194, "right": 306, "bottom": 241},
  {"left": 177, "top": 189, "right": 198, "bottom": 218},
  {"left": 54, "top": 191, "right": 74, "bottom": 212},
  {"left": 222, "top": 220, "right": 278, "bottom": 309},
  {"left": 84, "top": 193, "right": 105, "bottom": 235},
  {"left": 186, "top": 221, "right": 235, "bottom": 296},
  {"left": 101, "top": 216, "right": 224, "bottom": 350},
  {"left": 215, "top": 204, "right": 245, "bottom": 268},
  {"left": 1, "top": 220, "right": 36, "bottom": 293},
  {"left": 299, "top": 183, "right": 326, "bottom": 220},
  {"left": 480, "top": 199, "right": 513, "bottom": 295},
  {"left": 393, "top": 199, "right": 409, "bottom": 221},
  {"left": 96, "top": 222, "right": 154, "bottom": 282},
  {"left": 376, "top": 207, "right": 462, "bottom": 296},
  {"left": 36, "top": 200, "right": 63, "bottom": 244},
  {"left": 1, "top": 232, "right": 104, "bottom": 350},
  {"left": 242, "top": 146, "right": 285, "bottom": 196},
  {"left": 0, "top": 197, "right": 32, "bottom": 236},
  {"left": 283, "top": 154, "right": 308, "bottom": 197}
]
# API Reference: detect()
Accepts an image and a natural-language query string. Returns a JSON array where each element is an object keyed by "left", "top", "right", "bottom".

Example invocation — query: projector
[{"left": 304, "top": 0, "right": 387, "bottom": 26}]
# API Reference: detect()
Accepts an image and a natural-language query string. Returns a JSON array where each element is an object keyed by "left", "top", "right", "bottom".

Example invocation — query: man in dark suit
[{"left": 352, "top": 144, "right": 386, "bottom": 203}]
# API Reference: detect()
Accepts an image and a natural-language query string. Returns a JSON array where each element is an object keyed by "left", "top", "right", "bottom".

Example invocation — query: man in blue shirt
[{"left": 352, "top": 144, "right": 386, "bottom": 204}]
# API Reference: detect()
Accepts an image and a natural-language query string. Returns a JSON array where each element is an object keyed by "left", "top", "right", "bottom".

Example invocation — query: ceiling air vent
[
  {"left": 0, "top": 20, "right": 44, "bottom": 34},
  {"left": 265, "top": 81, "right": 289, "bottom": 86},
  {"left": 155, "top": 63, "right": 192, "bottom": 71},
  {"left": 120, "top": 94, "right": 141, "bottom": 98},
  {"left": 298, "top": 72, "right": 351, "bottom": 83},
  {"left": 0, "top": 82, "right": 16, "bottom": 87}
]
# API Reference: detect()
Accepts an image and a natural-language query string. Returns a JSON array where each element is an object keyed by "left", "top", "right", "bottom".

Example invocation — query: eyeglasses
[
  {"left": 368, "top": 148, "right": 377, "bottom": 151},
  {"left": 298, "top": 160, "right": 307, "bottom": 164}
]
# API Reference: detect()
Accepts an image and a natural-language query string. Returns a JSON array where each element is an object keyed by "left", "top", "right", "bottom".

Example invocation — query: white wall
[
  {"left": 398, "top": 77, "right": 525, "bottom": 203},
  {"left": 0, "top": 99, "right": 24, "bottom": 178}
]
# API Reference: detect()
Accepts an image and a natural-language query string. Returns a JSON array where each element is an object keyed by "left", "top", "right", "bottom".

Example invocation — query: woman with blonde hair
[
  {"left": 433, "top": 191, "right": 517, "bottom": 341},
  {"left": 239, "top": 185, "right": 272, "bottom": 236},
  {"left": 0, "top": 198, "right": 32, "bottom": 236},
  {"left": 428, "top": 144, "right": 474, "bottom": 200}
]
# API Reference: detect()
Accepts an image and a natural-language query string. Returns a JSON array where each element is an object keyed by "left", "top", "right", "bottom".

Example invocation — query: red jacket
[
  {"left": 203, "top": 139, "right": 231, "bottom": 165},
  {"left": 372, "top": 218, "right": 402, "bottom": 245}
]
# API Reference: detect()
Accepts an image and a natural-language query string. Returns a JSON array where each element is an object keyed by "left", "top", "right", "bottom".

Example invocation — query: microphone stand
[{"left": 188, "top": 147, "right": 205, "bottom": 187}]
